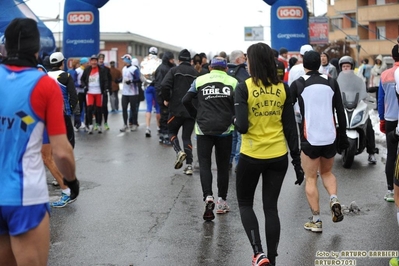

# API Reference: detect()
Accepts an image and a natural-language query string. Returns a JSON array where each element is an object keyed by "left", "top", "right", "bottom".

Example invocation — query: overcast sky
[{"left": 25, "top": 0, "right": 328, "bottom": 54}]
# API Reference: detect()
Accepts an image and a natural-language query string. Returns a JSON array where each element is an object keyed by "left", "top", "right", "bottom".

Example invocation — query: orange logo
[
  {"left": 277, "top": 6, "right": 303, "bottom": 20},
  {"left": 67, "top": 12, "right": 94, "bottom": 25}
]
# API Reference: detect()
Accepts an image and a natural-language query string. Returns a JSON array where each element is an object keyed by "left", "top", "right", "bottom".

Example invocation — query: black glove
[
  {"left": 125, "top": 80, "right": 132, "bottom": 85},
  {"left": 294, "top": 164, "right": 304, "bottom": 185},
  {"left": 83, "top": 87, "right": 88, "bottom": 93},
  {"left": 63, "top": 177, "right": 80, "bottom": 200},
  {"left": 387, "top": 130, "right": 399, "bottom": 144},
  {"left": 79, "top": 84, "right": 85, "bottom": 88}
]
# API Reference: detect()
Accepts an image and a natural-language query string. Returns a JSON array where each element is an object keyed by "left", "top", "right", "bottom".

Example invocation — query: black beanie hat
[
  {"left": 392, "top": 44, "right": 399, "bottom": 61},
  {"left": 303, "top": 50, "right": 321, "bottom": 71},
  {"left": 178, "top": 49, "right": 191, "bottom": 62},
  {"left": 279, "top": 47, "right": 288, "bottom": 55},
  {"left": 5, "top": 18, "right": 40, "bottom": 57}
]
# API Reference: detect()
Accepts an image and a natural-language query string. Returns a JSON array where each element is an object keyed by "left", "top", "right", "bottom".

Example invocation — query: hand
[
  {"left": 294, "top": 164, "right": 304, "bottom": 185},
  {"left": 164, "top": 100, "right": 169, "bottom": 107},
  {"left": 125, "top": 80, "right": 132, "bottom": 85},
  {"left": 338, "top": 135, "right": 349, "bottom": 151},
  {"left": 63, "top": 177, "right": 80, "bottom": 200},
  {"left": 380, "top": 120, "right": 386, "bottom": 134},
  {"left": 387, "top": 130, "right": 399, "bottom": 144},
  {"left": 83, "top": 87, "right": 88, "bottom": 93}
]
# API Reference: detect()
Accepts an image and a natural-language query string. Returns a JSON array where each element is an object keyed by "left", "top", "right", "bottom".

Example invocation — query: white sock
[
  {"left": 313, "top": 215, "right": 321, "bottom": 223},
  {"left": 330, "top": 194, "right": 337, "bottom": 201},
  {"left": 62, "top": 188, "right": 71, "bottom": 196}
]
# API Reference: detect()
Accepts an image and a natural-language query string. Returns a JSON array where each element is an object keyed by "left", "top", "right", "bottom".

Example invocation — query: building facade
[
  {"left": 327, "top": 0, "right": 399, "bottom": 65},
  {"left": 54, "top": 31, "right": 182, "bottom": 69}
]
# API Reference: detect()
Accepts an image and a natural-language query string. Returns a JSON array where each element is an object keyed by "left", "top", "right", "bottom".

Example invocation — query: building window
[
  {"left": 377, "top": 26, "right": 386, "bottom": 40},
  {"left": 329, "top": 0, "right": 335, "bottom": 5},
  {"left": 376, "top": 0, "right": 385, "bottom": 5},
  {"left": 348, "top": 14, "right": 356, "bottom": 28},
  {"left": 330, "top": 18, "right": 342, "bottom": 30}
]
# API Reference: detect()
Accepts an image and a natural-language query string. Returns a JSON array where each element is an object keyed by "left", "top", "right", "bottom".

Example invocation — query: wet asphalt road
[{"left": 46, "top": 102, "right": 399, "bottom": 266}]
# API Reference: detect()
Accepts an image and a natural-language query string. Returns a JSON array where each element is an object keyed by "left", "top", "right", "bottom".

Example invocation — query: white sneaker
[
  {"left": 384, "top": 191, "right": 394, "bottom": 202},
  {"left": 87, "top": 125, "right": 93, "bottom": 134},
  {"left": 145, "top": 128, "right": 151, "bottom": 137},
  {"left": 98, "top": 126, "right": 102, "bottom": 134},
  {"left": 131, "top": 125, "right": 138, "bottom": 132},
  {"left": 79, "top": 122, "right": 86, "bottom": 129},
  {"left": 368, "top": 154, "right": 377, "bottom": 164},
  {"left": 120, "top": 125, "right": 128, "bottom": 132},
  {"left": 183, "top": 165, "right": 193, "bottom": 175},
  {"left": 216, "top": 198, "right": 230, "bottom": 214}
]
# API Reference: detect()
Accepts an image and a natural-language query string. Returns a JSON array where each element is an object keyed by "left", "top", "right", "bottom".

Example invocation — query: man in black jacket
[
  {"left": 161, "top": 49, "right": 198, "bottom": 173},
  {"left": 154, "top": 51, "right": 175, "bottom": 144},
  {"left": 80, "top": 54, "right": 109, "bottom": 134}
]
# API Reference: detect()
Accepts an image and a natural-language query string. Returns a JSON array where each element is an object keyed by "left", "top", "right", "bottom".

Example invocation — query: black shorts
[{"left": 301, "top": 141, "right": 336, "bottom": 159}]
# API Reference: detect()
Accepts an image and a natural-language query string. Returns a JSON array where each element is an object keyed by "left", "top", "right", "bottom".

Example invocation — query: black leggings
[
  {"left": 197, "top": 134, "right": 232, "bottom": 200},
  {"left": 102, "top": 93, "right": 109, "bottom": 123},
  {"left": 236, "top": 154, "right": 288, "bottom": 265},
  {"left": 65, "top": 115, "right": 75, "bottom": 148},
  {"left": 167, "top": 115, "right": 195, "bottom": 164},
  {"left": 122, "top": 95, "right": 139, "bottom": 125},
  {"left": 385, "top": 120, "right": 398, "bottom": 190}
]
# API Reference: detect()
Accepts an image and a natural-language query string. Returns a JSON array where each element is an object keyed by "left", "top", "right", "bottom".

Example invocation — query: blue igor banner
[
  {"left": 263, "top": 0, "right": 309, "bottom": 52},
  {"left": 63, "top": 0, "right": 108, "bottom": 66},
  {"left": 0, "top": 0, "right": 56, "bottom": 58}
]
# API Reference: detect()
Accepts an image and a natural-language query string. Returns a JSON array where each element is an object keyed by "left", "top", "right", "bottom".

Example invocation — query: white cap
[
  {"left": 50, "top": 52, "right": 65, "bottom": 64},
  {"left": 149, "top": 46, "right": 158, "bottom": 55},
  {"left": 299, "top": 44, "right": 313, "bottom": 55},
  {"left": 121, "top": 54, "right": 132, "bottom": 60}
]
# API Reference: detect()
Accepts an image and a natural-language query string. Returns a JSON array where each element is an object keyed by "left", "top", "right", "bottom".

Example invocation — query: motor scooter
[{"left": 338, "top": 92, "right": 376, "bottom": 168}]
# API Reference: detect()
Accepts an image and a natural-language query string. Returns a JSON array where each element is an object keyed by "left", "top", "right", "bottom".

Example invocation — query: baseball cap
[
  {"left": 49, "top": 52, "right": 65, "bottom": 64},
  {"left": 121, "top": 54, "right": 132, "bottom": 60},
  {"left": 149, "top": 47, "right": 158, "bottom": 55},
  {"left": 300, "top": 44, "right": 313, "bottom": 55},
  {"left": 90, "top": 54, "right": 98, "bottom": 60}
]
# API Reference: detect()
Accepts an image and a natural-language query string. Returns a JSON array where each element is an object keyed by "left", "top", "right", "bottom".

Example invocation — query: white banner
[{"left": 244, "top": 26, "right": 264, "bottom": 41}]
